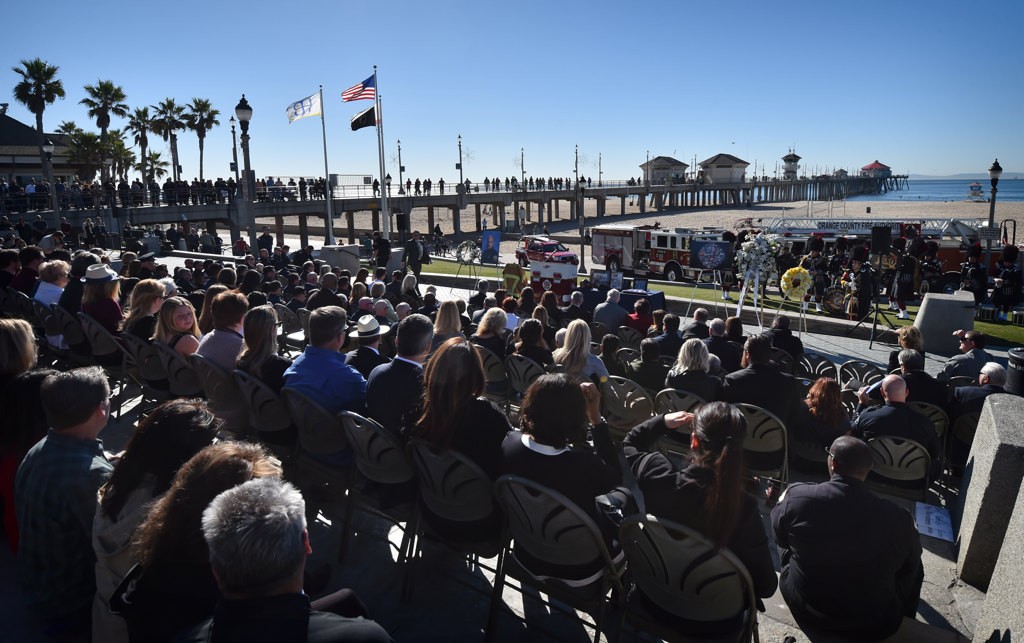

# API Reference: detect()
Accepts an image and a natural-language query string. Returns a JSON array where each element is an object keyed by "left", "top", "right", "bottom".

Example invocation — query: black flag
[{"left": 350, "top": 105, "right": 376, "bottom": 131}]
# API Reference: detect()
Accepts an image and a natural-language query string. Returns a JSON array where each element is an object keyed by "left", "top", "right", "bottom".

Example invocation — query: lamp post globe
[
  {"left": 234, "top": 94, "right": 257, "bottom": 251},
  {"left": 985, "top": 159, "right": 1002, "bottom": 276}
]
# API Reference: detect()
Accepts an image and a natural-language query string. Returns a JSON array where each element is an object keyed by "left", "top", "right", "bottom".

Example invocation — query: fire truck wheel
[
  {"left": 664, "top": 263, "right": 682, "bottom": 282},
  {"left": 607, "top": 257, "right": 620, "bottom": 273}
]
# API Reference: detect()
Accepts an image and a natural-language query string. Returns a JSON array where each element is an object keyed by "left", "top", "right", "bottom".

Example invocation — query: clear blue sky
[{"left": 6, "top": 0, "right": 1022, "bottom": 182}]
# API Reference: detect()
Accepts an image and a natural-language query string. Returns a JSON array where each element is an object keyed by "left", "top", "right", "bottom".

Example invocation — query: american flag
[{"left": 341, "top": 75, "right": 375, "bottom": 102}]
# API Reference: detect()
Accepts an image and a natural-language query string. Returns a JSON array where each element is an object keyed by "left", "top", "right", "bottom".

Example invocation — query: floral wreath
[
  {"left": 735, "top": 232, "right": 781, "bottom": 281},
  {"left": 455, "top": 240, "right": 481, "bottom": 265},
  {"left": 780, "top": 266, "right": 812, "bottom": 300}
]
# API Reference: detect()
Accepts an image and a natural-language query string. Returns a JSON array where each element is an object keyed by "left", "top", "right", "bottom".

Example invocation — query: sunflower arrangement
[
  {"left": 455, "top": 240, "right": 481, "bottom": 264},
  {"left": 781, "top": 266, "right": 812, "bottom": 300}
]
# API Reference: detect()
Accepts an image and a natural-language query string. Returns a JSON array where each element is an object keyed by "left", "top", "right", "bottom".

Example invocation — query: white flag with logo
[{"left": 285, "top": 93, "right": 321, "bottom": 123}]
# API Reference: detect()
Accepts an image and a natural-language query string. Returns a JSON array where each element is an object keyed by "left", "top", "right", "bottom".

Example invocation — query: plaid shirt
[{"left": 15, "top": 430, "right": 113, "bottom": 619}]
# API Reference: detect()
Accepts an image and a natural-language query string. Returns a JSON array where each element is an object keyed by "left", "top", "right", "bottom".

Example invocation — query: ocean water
[{"left": 847, "top": 179, "right": 1024, "bottom": 203}]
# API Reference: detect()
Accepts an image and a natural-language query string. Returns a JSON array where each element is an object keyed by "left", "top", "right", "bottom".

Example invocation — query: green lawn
[{"left": 418, "top": 258, "right": 1024, "bottom": 347}]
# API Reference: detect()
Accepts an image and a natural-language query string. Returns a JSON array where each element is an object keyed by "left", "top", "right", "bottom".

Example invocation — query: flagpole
[
  {"left": 373, "top": 65, "right": 391, "bottom": 242},
  {"left": 319, "top": 85, "right": 336, "bottom": 245}
]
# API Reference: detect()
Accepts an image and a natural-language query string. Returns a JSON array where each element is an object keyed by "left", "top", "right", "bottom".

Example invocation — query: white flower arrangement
[
  {"left": 455, "top": 240, "right": 481, "bottom": 265},
  {"left": 735, "top": 232, "right": 781, "bottom": 281}
]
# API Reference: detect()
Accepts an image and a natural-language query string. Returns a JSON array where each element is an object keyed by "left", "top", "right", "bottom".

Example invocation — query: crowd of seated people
[{"left": 5, "top": 240, "right": 1018, "bottom": 643}]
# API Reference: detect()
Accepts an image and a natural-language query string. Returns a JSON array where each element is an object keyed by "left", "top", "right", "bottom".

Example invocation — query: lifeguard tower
[{"left": 782, "top": 150, "right": 801, "bottom": 181}]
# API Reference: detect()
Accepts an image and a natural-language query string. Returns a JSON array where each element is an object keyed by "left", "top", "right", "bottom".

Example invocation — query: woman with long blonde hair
[
  {"left": 154, "top": 296, "right": 201, "bottom": 356},
  {"left": 121, "top": 279, "right": 166, "bottom": 340},
  {"left": 887, "top": 324, "right": 925, "bottom": 372},
  {"left": 430, "top": 300, "right": 464, "bottom": 353},
  {"left": 470, "top": 307, "right": 508, "bottom": 358},
  {"left": 236, "top": 305, "right": 291, "bottom": 393},
  {"left": 552, "top": 319, "right": 608, "bottom": 383}
]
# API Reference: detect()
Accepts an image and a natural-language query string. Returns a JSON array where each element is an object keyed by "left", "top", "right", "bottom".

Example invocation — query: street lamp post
[
  {"left": 576, "top": 144, "right": 587, "bottom": 273},
  {"left": 385, "top": 174, "right": 391, "bottom": 197},
  {"left": 598, "top": 152, "right": 603, "bottom": 187},
  {"left": 646, "top": 149, "right": 650, "bottom": 185},
  {"left": 42, "top": 141, "right": 58, "bottom": 228},
  {"left": 985, "top": 158, "right": 1003, "bottom": 280},
  {"left": 229, "top": 116, "right": 240, "bottom": 187},
  {"left": 397, "top": 139, "right": 405, "bottom": 194},
  {"left": 520, "top": 147, "right": 525, "bottom": 187},
  {"left": 457, "top": 134, "right": 464, "bottom": 188},
  {"left": 234, "top": 95, "right": 258, "bottom": 252}
]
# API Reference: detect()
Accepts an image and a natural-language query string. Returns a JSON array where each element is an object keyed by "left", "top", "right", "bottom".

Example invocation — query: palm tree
[
  {"left": 66, "top": 130, "right": 106, "bottom": 182},
  {"left": 108, "top": 129, "right": 136, "bottom": 181},
  {"left": 11, "top": 58, "right": 66, "bottom": 181},
  {"left": 152, "top": 98, "right": 186, "bottom": 182},
  {"left": 136, "top": 151, "right": 169, "bottom": 180},
  {"left": 56, "top": 120, "right": 82, "bottom": 136},
  {"left": 126, "top": 107, "right": 154, "bottom": 184},
  {"left": 80, "top": 80, "right": 129, "bottom": 179},
  {"left": 186, "top": 98, "right": 220, "bottom": 182}
]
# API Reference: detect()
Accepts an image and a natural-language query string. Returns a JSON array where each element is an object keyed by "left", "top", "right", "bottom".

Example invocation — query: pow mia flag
[{"left": 350, "top": 105, "right": 376, "bottom": 131}]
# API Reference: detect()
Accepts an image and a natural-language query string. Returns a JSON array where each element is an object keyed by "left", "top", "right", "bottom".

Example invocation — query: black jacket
[
  {"left": 769, "top": 328, "right": 804, "bottom": 360},
  {"left": 703, "top": 335, "right": 743, "bottom": 373},
  {"left": 345, "top": 345, "right": 390, "bottom": 380},
  {"left": 623, "top": 416, "right": 778, "bottom": 600},
  {"left": 365, "top": 358, "right": 423, "bottom": 435},
  {"left": 771, "top": 474, "right": 923, "bottom": 640},
  {"left": 664, "top": 370, "right": 724, "bottom": 402},
  {"left": 723, "top": 362, "right": 802, "bottom": 429},
  {"left": 852, "top": 401, "right": 942, "bottom": 473}
]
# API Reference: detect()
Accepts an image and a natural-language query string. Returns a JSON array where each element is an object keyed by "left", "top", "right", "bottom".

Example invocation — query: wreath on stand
[
  {"left": 455, "top": 240, "right": 481, "bottom": 264},
  {"left": 735, "top": 232, "right": 781, "bottom": 282},
  {"left": 780, "top": 267, "right": 812, "bottom": 301}
]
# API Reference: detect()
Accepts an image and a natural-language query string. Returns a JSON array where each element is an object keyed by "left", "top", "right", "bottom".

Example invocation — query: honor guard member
[
  {"left": 843, "top": 245, "right": 875, "bottom": 321},
  {"left": 992, "top": 244, "right": 1021, "bottom": 321},
  {"left": 827, "top": 237, "right": 850, "bottom": 282},
  {"left": 800, "top": 236, "right": 830, "bottom": 313},
  {"left": 919, "top": 241, "right": 943, "bottom": 294},
  {"left": 961, "top": 244, "right": 987, "bottom": 305},
  {"left": 887, "top": 237, "right": 919, "bottom": 320},
  {"left": 721, "top": 231, "right": 738, "bottom": 301}
]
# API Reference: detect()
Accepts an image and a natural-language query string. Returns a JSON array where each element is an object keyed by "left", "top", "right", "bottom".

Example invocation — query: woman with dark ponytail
[{"left": 622, "top": 401, "right": 778, "bottom": 603}]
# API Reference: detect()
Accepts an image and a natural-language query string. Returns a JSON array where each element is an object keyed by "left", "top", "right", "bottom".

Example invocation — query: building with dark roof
[
  {"left": 639, "top": 155, "right": 689, "bottom": 185},
  {"left": 698, "top": 153, "right": 749, "bottom": 184},
  {"left": 0, "top": 108, "right": 75, "bottom": 187}
]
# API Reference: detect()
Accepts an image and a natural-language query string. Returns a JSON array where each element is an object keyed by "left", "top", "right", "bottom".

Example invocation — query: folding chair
[
  {"left": 733, "top": 403, "right": 788, "bottom": 486},
  {"left": 488, "top": 475, "right": 626, "bottom": 643},
  {"left": 504, "top": 354, "right": 545, "bottom": 407},
  {"left": 616, "top": 326, "right": 643, "bottom": 350},
  {"left": 600, "top": 375, "right": 655, "bottom": 442},
  {"left": 120, "top": 332, "right": 170, "bottom": 409},
  {"left": 770, "top": 347, "right": 796, "bottom": 376},
  {"left": 282, "top": 388, "right": 350, "bottom": 512},
  {"left": 77, "top": 312, "right": 134, "bottom": 419},
  {"left": 338, "top": 411, "right": 416, "bottom": 564},
  {"left": 796, "top": 352, "right": 836, "bottom": 380},
  {"left": 838, "top": 359, "right": 886, "bottom": 389},
  {"left": 619, "top": 515, "right": 759, "bottom": 643},
  {"left": 865, "top": 436, "right": 931, "bottom": 501},
  {"left": 473, "top": 344, "right": 509, "bottom": 407},
  {"left": 152, "top": 340, "right": 204, "bottom": 398},
  {"left": 233, "top": 369, "right": 296, "bottom": 462},
  {"left": 189, "top": 353, "right": 248, "bottom": 436}
]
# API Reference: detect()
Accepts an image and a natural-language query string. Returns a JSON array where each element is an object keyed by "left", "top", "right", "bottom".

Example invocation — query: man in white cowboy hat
[
  {"left": 344, "top": 315, "right": 391, "bottom": 379},
  {"left": 365, "top": 314, "right": 434, "bottom": 436}
]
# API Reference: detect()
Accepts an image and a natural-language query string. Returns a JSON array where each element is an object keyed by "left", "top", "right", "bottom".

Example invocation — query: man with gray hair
[
  {"left": 559, "top": 290, "right": 591, "bottom": 323},
  {"left": 681, "top": 307, "right": 710, "bottom": 339},
  {"left": 951, "top": 361, "right": 1006, "bottom": 420},
  {"left": 593, "top": 288, "right": 628, "bottom": 330},
  {"left": 469, "top": 278, "right": 489, "bottom": 310},
  {"left": 866, "top": 348, "right": 949, "bottom": 411},
  {"left": 178, "top": 478, "right": 391, "bottom": 642},
  {"left": 703, "top": 317, "right": 742, "bottom": 373}
]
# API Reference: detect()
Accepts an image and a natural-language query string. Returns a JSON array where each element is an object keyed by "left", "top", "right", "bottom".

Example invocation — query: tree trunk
[
  {"left": 35, "top": 111, "right": 50, "bottom": 180},
  {"left": 198, "top": 136, "right": 205, "bottom": 182},
  {"left": 140, "top": 138, "right": 148, "bottom": 188},
  {"left": 170, "top": 134, "right": 180, "bottom": 182}
]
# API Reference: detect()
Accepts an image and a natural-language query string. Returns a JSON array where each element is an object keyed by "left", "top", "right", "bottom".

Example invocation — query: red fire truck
[{"left": 589, "top": 223, "right": 723, "bottom": 282}]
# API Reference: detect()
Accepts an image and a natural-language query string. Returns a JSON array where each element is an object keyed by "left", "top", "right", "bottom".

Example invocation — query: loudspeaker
[
  {"left": 871, "top": 226, "right": 892, "bottom": 253},
  {"left": 395, "top": 212, "right": 407, "bottom": 231}
]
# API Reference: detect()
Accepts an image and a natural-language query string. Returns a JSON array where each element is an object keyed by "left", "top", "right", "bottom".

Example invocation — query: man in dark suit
[
  {"left": 772, "top": 436, "right": 923, "bottom": 641},
  {"left": 305, "top": 273, "right": 344, "bottom": 311},
  {"left": 402, "top": 230, "right": 428, "bottom": 280},
  {"left": 853, "top": 375, "right": 941, "bottom": 473},
  {"left": 365, "top": 314, "right": 434, "bottom": 435},
  {"left": 950, "top": 362, "right": 1006, "bottom": 420},
  {"left": 344, "top": 315, "right": 391, "bottom": 379},
  {"left": 723, "top": 333, "right": 802, "bottom": 428},
  {"left": 627, "top": 339, "right": 670, "bottom": 392},
  {"left": 867, "top": 349, "right": 948, "bottom": 410},
  {"left": 559, "top": 291, "right": 591, "bottom": 324},
  {"left": 768, "top": 314, "right": 804, "bottom": 360},
  {"left": 680, "top": 307, "right": 710, "bottom": 339},
  {"left": 651, "top": 313, "right": 684, "bottom": 359},
  {"left": 468, "top": 279, "right": 489, "bottom": 310},
  {"left": 703, "top": 318, "right": 742, "bottom": 374}
]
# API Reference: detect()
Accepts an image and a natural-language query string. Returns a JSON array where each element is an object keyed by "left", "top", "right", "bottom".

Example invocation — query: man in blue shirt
[
  {"left": 15, "top": 367, "right": 115, "bottom": 637},
  {"left": 284, "top": 306, "right": 366, "bottom": 416}
]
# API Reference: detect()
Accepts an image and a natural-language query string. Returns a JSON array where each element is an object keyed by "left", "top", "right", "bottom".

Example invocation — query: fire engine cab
[
  {"left": 529, "top": 261, "right": 578, "bottom": 304},
  {"left": 589, "top": 223, "right": 724, "bottom": 282}
]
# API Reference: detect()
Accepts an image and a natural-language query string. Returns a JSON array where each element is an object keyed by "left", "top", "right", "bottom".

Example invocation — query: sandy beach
[{"left": 258, "top": 195, "right": 1024, "bottom": 258}]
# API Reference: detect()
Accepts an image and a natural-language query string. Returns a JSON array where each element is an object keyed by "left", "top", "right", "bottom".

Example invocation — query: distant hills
[{"left": 909, "top": 173, "right": 1024, "bottom": 180}]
